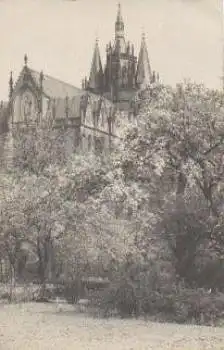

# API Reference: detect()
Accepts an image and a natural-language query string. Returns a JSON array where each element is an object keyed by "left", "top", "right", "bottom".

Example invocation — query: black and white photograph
[{"left": 0, "top": 0, "right": 223, "bottom": 349}]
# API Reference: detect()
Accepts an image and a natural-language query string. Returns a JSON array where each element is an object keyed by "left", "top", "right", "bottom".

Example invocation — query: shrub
[
  {"left": 59, "top": 279, "right": 85, "bottom": 304},
  {"left": 35, "top": 284, "right": 55, "bottom": 302},
  {"left": 96, "top": 278, "right": 139, "bottom": 318},
  {"left": 154, "top": 287, "right": 224, "bottom": 325},
  {"left": 115, "top": 279, "right": 139, "bottom": 318},
  {"left": 96, "top": 271, "right": 224, "bottom": 325},
  {"left": 0, "top": 291, "right": 11, "bottom": 301},
  {"left": 0, "top": 283, "right": 41, "bottom": 303}
]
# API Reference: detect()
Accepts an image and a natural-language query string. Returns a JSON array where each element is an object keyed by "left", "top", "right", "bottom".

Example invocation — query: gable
[{"left": 13, "top": 67, "right": 39, "bottom": 98}]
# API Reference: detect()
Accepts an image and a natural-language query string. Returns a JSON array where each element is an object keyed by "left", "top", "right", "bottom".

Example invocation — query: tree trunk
[{"left": 9, "top": 264, "right": 16, "bottom": 302}]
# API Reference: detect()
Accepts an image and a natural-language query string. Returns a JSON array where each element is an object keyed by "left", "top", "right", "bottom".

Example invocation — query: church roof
[
  {"left": 49, "top": 90, "right": 114, "bottom": 121},
  {"left": 30, "top": 69, "right": 83, "bottom": 99}
]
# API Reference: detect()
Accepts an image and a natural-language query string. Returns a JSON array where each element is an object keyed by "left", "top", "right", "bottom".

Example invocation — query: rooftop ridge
[{"left": 29, "top": 68, "right": 83, "bottom": 93}]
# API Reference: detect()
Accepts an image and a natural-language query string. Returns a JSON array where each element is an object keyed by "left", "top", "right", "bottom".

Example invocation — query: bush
[
  {"left": 115, "top": 279, "right": 139, "bottom": 318},
  {"left": 148, "top": 287, "right": 224, "bottom": 325},
  {"left": 173, "top": 289, "right": 224, "bottom": 325},
  {"left": 59, "top": 279, "right": 85, "bottom": 304},
  {"left": 96, "top": 278, "right": 139, "bottom": 318},
  {"left": 0, "top": 283, "right": 41, "bottom": 303},
  {"left": 35, "top": 284, "right": 55, "bottom": 302},
  {"left": 195, "top": 259, "right": 224, "bottom": 291},
  {"left": 96, "top": 270, "right": 224, "bottom": 325},
  {"left": 0, "top": 291, "right": 11, "bottom": 301}
]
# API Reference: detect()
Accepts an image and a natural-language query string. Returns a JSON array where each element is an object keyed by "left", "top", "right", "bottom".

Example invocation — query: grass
[{"left": 0, "top": 302, "right": 224, "bottom": 350}]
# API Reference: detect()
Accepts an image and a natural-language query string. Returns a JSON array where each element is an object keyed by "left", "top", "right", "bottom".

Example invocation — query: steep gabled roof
[
  {"left": 13, "top": 63, "right": 83, "bottom": 100},
  {"left": 12, "top": 61, "right": 115, "bottom": 124},
  {"left": 30, "top": 69, "right": 83, "bottom": 98}
]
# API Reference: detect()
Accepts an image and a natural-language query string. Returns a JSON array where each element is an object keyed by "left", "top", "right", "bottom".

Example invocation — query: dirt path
[{"left": 0, "top": 302, "right": 224, "bottom": 350}]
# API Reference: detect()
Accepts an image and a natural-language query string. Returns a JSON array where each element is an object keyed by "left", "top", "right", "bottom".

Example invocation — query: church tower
[
  {"left": 85, "top": 3, "right": 156, "bottom": 110},
  {"left": 103, "top": 3, "right": 138, "bottom": 107}
]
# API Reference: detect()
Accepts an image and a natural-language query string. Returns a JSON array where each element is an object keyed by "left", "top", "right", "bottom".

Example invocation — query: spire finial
[
  {"left": 39, "top": 70, "right": 44, "bottom": 92},
  {"left": 116, "top": 2, "right": 123, "bottom": 23},
  {"left": 40, "top": 70, "right": 44, "bottom": 82},
  {"left": 141, "top": 28, "right": 146, "bottom": 41},
  {"left": 95, "top": 28, "right": 99, "bottom": 45},
  {"left": 152, "top": 70, "right": 156, "bottom": 83},
  {"left": 24, "top": 54, "right": 28, "bottom": 66}
]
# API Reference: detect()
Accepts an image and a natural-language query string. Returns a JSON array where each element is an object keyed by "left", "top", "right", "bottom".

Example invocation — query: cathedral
[{"left": 0, "top": 4, "right": 159, "bottom": 163}]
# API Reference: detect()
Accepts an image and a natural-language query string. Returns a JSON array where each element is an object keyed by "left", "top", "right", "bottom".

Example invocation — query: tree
[
  {"left": 12, "top": 120, "right": 70, "bottom": 175},
  {"left": 0, "top": 177, "right": 27, "bottom": 299},
  {"left": 0, "top": 149, "right": 115, "bottom": 290},
  {"left": 112, "top": 81, "right": 224, "bottom": 283}
]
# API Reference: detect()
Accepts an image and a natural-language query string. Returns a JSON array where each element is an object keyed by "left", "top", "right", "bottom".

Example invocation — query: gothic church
[{"left": 0, "top": 4, "right": 159, "bottom": 162}]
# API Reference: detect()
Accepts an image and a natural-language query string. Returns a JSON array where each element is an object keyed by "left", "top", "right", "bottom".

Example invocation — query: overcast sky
[{"left": 0, "top": 0, "right": 221, "bottom": 101}]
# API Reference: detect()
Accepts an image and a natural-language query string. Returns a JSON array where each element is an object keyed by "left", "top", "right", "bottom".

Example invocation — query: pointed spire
[
  {"left": 85, "top": 76, "right": 88, "bottom": 89},
  {"left": 24, "top": 54, "right": 28, "bottom": 67},
  {"left": 116, "top": 3, "right": 123, "bottom": 24},
  {"left": 127, "top": 41, "right": 130, "bottom": 54},
  {"left": 115, "top": 3, "right": 125, "bottom": 54},
  {"left": 88, "top": 38, "right": 103, "bottom": 92},
  {"left": 39, "top": 70, "right": 44, "bottom": 92},
  {"left": 131, "top": 44, "right": 134, "bottom": 56},
  {"left": 151, "top": 70, "right": 156, "bottom": 83},
  {"left": 9, "top": 71, "right": 13, "bottom": 99},
  {"left": 136, "top": 32, "right": 152, "bottom": 89},
  {"left": 40, "top": 70, "right": 44, "bottom": 83},
  {"left": 65, "top": 95, "right": 69, "bottom": 118}
]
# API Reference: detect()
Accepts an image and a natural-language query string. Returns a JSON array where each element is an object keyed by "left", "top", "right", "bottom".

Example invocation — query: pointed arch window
[
  {"left": 122, "top": 66, "right": 128, "bottom": 87},
  {"left": 88, "top": 134, "right": 92, "bottom": 151}
]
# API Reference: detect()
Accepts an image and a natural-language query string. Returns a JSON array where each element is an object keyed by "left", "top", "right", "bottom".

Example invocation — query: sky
[{"left": 0, "top": 0, "right": 221, "bottom": 101}]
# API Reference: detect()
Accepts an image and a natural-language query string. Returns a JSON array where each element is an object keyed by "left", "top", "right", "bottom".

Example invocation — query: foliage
[
  {"left": 0, "top": 81, "right": 223, "bottom": 320},
  {"left": 113, "top": 82, "right": 224, "bottom": 284},
  {"left": 12, "top": 121, "right": 67, "bottom": 174}
]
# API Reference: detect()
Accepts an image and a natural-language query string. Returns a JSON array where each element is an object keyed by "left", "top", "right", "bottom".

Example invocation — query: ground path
[{"left": 0, "top": 302, "right": 224, "bottom": 350}]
